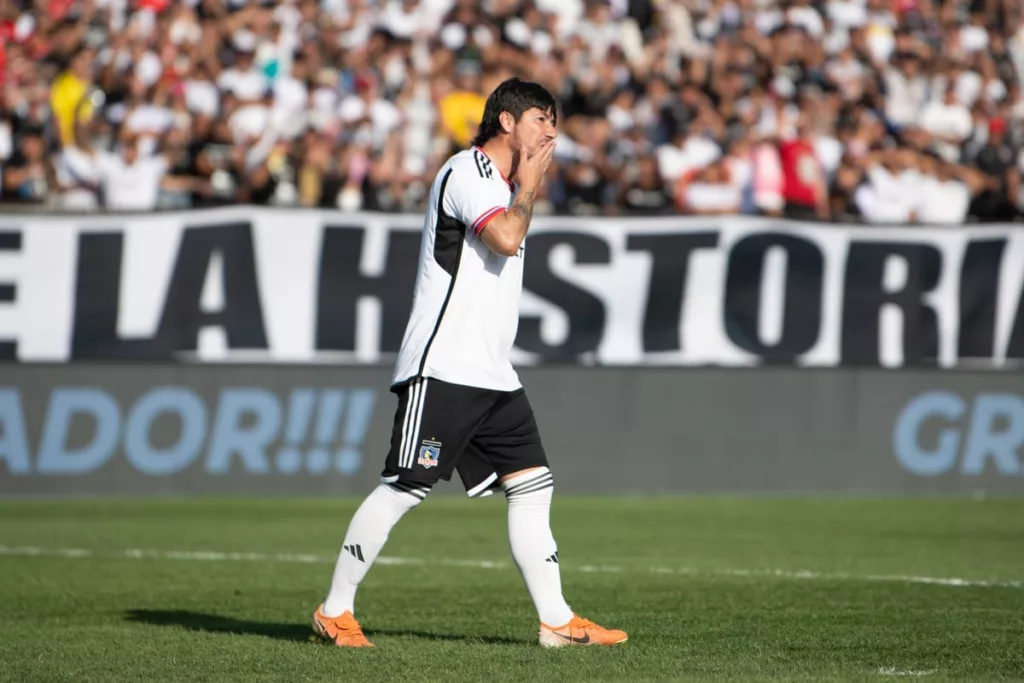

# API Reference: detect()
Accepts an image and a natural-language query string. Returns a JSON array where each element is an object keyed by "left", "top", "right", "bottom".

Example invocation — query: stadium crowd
[{"left": 1, "top": 0, "right": 1023, "bottom": 223}]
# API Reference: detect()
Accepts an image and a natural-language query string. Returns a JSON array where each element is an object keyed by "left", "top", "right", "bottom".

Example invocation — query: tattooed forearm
[{"left": 509, "top": 191, "right": 537, "bottom": 223}]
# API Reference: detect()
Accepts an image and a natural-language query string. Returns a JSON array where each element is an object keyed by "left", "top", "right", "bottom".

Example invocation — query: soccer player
[{"left": 312, "top": 78, "right": 628, "bottom": 649}]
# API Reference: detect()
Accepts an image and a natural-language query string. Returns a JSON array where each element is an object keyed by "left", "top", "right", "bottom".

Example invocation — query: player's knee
[
  {"left": 498, "top": 465, "right": 549, "bottom": 486},
  {"left": 501, "top": 466, "right": 553, "bottom": 501},
  {"left": 380, "top": 480, "right": 431, "bottom": 507}
]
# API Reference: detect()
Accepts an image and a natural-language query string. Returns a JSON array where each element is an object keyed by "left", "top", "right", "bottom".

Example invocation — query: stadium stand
[{"left": 0, "top": 0, "right": 1022, "bottom": 222}]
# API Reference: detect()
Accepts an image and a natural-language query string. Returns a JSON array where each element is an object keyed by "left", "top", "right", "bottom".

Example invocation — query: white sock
[
  {"left": 322, "top": 482, "right": 428, "bottom": 617},
  {"left": 503, "top": 467, "right": 574, "bottom": 627}
]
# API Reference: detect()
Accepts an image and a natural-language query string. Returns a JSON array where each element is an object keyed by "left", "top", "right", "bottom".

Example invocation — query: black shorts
[{"left": 380, "top": 377, "right": 549, "bottom": 498}]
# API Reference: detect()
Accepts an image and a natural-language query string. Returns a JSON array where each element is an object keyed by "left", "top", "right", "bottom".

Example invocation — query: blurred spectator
[
  {"left": 438, "top": 60, "right": 486, "bottom": 152},
  {"left": 969, "top": 116, "right": 1020, "bottom": 220},
  {"left": 616, "top": 155, "right": 673, "bottom": 215},
  {"left": 779, "top": 111, "right": 831, "bottom": 220},
  {"left": 680, "top": 158, "right": 742, "bottom": 215},
  {"left": 0, "top": 0, "right": 1021, "bottom": 224},
  {"left": 95, "top": 133, "right": 171, "bottom": 212},
  {"left": 920, "top": 82, "right": 972, "bottom": 162},
  {"left": 50, "top": 46, "right": 96, "bottom": 148},
  {"left": 1, "top": 122, "right": 50, "bottom": 204}
]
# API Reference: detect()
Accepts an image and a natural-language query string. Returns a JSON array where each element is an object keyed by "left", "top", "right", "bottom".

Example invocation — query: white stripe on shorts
[
  {"left": 466, "top": 472, "right": 498, "bottom": 498},
  {"left": 400, "top": 379, "right": 428, "bottom": 469}
]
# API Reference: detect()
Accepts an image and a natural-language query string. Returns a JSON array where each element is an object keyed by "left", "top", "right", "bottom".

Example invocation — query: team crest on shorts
[{"left": 417, "top": 440, "right": 442, "bottom": 469}]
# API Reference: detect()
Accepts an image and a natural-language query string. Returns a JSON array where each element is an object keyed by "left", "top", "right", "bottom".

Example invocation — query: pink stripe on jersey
[{"left": 472, "top": 206, "right": 505, "bottom": 234}]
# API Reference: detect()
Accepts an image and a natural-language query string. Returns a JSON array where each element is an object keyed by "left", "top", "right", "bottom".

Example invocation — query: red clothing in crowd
[{"left": 779, "top": 138, "right": 822, "bottom": 208}]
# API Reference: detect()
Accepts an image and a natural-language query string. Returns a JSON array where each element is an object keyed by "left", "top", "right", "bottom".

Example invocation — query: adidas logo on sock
[
  {"left": 343, "top": 544, "right": 365, "bottom": 562},
  {"left": 545, "top": 552, "right": 559, "bottom": 564}
]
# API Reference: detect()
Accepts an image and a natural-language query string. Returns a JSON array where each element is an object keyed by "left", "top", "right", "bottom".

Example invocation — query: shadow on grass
[{"left": 125, "top": 609, "right": 528, "bottom": 646}]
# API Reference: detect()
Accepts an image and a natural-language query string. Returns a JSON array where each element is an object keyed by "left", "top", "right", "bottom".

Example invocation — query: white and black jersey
[
  {"left": 381, "top": 147, "right": 551, "bottom": 498},
  {"left": 391, "top": 146, "right": 524, "bottom": 392}
]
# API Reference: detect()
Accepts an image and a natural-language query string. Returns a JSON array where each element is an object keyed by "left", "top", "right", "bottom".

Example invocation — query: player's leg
[
  {"left": 314, "top": 379, "right": 431, "bottom": 646},
  {"left": 315, "top": 378, "right": 491, "bottom": 647},
  {"left": 458, "top": 390, "right": 627, "bottom": 647},
  {"left": 313, "top": 475, "right": 418, "bottom": 647},
  {"left": 459, "top": 394, "right": 570, "bottom": 627}
]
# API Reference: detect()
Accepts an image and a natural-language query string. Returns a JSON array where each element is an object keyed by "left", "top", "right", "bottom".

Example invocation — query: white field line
[
  {"left": 0, "top": 545, "right": 1021, "bottom": 590},
  {"left": 877, "top": 667, "right": 937, "bottom": 677}
]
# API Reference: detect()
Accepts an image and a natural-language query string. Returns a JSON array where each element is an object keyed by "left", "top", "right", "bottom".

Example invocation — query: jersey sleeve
[{"left": 444, "top": 164, "right": 511, "bottom": 235}]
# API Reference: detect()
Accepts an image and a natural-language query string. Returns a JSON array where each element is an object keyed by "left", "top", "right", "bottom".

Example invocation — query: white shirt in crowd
[
  {"left": 269, "top": 76, "right": 310, "bottom": 139},
  {"left": 915, "top": 177, "right": 971, "bottom": 224},
  {"left": 574, "top": 15, "right": 623, "bottom": 61},
  {"left": 337, "top": 96, "right": 402, "bottom": 148},
  {"left": 217, "top": 66, "right": 268, "bottom": 102},
  {"left": 855, "top": 165, "right": 918, "bottom": 223},
  {"left": 685, "top": 182, "right": 741, "bottom": 213},
  {"left": 827, "top": 54, "right": 866, "bottom": 97},
  {"left": 919, "top": 99, "right": 972, "bottom": 161},
  {"left": 0, "top": 120, "right": 11, "bottom": 161},
  {"left": 185, "top": 79, "right": 220, "bottom": 117},
  {"left": 884, "top": 67, "right": 928, "bottom": 128},
  {"left": 403, "top": 82, "right": 438, "bottom": 175},
  {"left": 379, "top": 0, "right": 422, "bottom": 39},
  {"left": 960, "top": 24, "right": 989, "bottom": 54},
  {"left": 229, "top": 105, "right": 271, "bottom": 143},
  {"left": 97, "top": 151, "right": 168, "bottom": 211},
  {"left": 787, "top": 5, "right": 824, "bottom": 38},
  {"left": 134, "top": 50, "right": 163, "bottom": 88},
  {"left": 865, "top": 11, "right": 897, "bottom": 64},
  {"left": 827, "top": 0, "right": 868, "bottom": 32},
  {"left": 814, "top": 135, "right": 843, "bottom": 178},
  {"left": 54, "top": 146, "right": 104, "bottom": 211},
  {"left": 855, "top": 165, "right": 970, "bottom": 225},
  {"left": 534, "top": 0, "right": 583, "bottom": 37},
  {"left": 657, "top": 135, "right": 721, "bottom": 182},
  {"left": 124, "top": 104, "right": 175, "bottom": 137}
]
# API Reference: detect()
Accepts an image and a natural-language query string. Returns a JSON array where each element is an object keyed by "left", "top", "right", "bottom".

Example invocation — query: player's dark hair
[{"left": 470, "top": 77, "right": 557, "bottom": 148}]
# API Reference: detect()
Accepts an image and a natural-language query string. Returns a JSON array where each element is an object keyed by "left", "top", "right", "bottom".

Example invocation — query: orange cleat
[
  {"left": 312, "top": 605, "right": 374, "bottom": 648},
  {"left": 538, "top": 613, "right": 628, "bottom": 648}
]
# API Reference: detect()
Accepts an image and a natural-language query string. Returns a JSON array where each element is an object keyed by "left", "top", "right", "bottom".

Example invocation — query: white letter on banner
[
  {"left": 879, "top": 252, "right": 909, "bottom": 368},
  {"left": 690, "top": 221, "right": 754, "bottom": 365},
  {"left": 925, "top": 232, "right": 963, "bottom": 369},
  {"left": 252, "top": 212, "right": 322, "bottom": 361},
  {"left": 11, "top": 223, "right": 78, "bottom": 361},
  {"left": 196, "top": 251, "right": 227, "bottom": 357},
  {"left": 758, "top": 245, "right": 788, "bottom": 347},
  {"left": 799, "top": 225, "right": 846, "bottom": 366},
  {"left": 117, "top": 217, "right": 185, "bottom": 343},
  {"left": 995, "top": 231, "right": 1024, "bottom": 367},
  {"left": 354, "top": 216, "right": 391, "bottom": 364}
]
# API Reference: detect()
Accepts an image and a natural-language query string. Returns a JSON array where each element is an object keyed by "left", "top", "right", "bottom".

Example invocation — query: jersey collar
[{"left": 472, "top": 145, "right": 516, "bottom": 192}]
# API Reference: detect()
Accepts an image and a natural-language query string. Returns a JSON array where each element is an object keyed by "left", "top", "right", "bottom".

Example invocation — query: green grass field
[{"left": 1, "top": 496, "right": 1022, "bottom": 683}]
